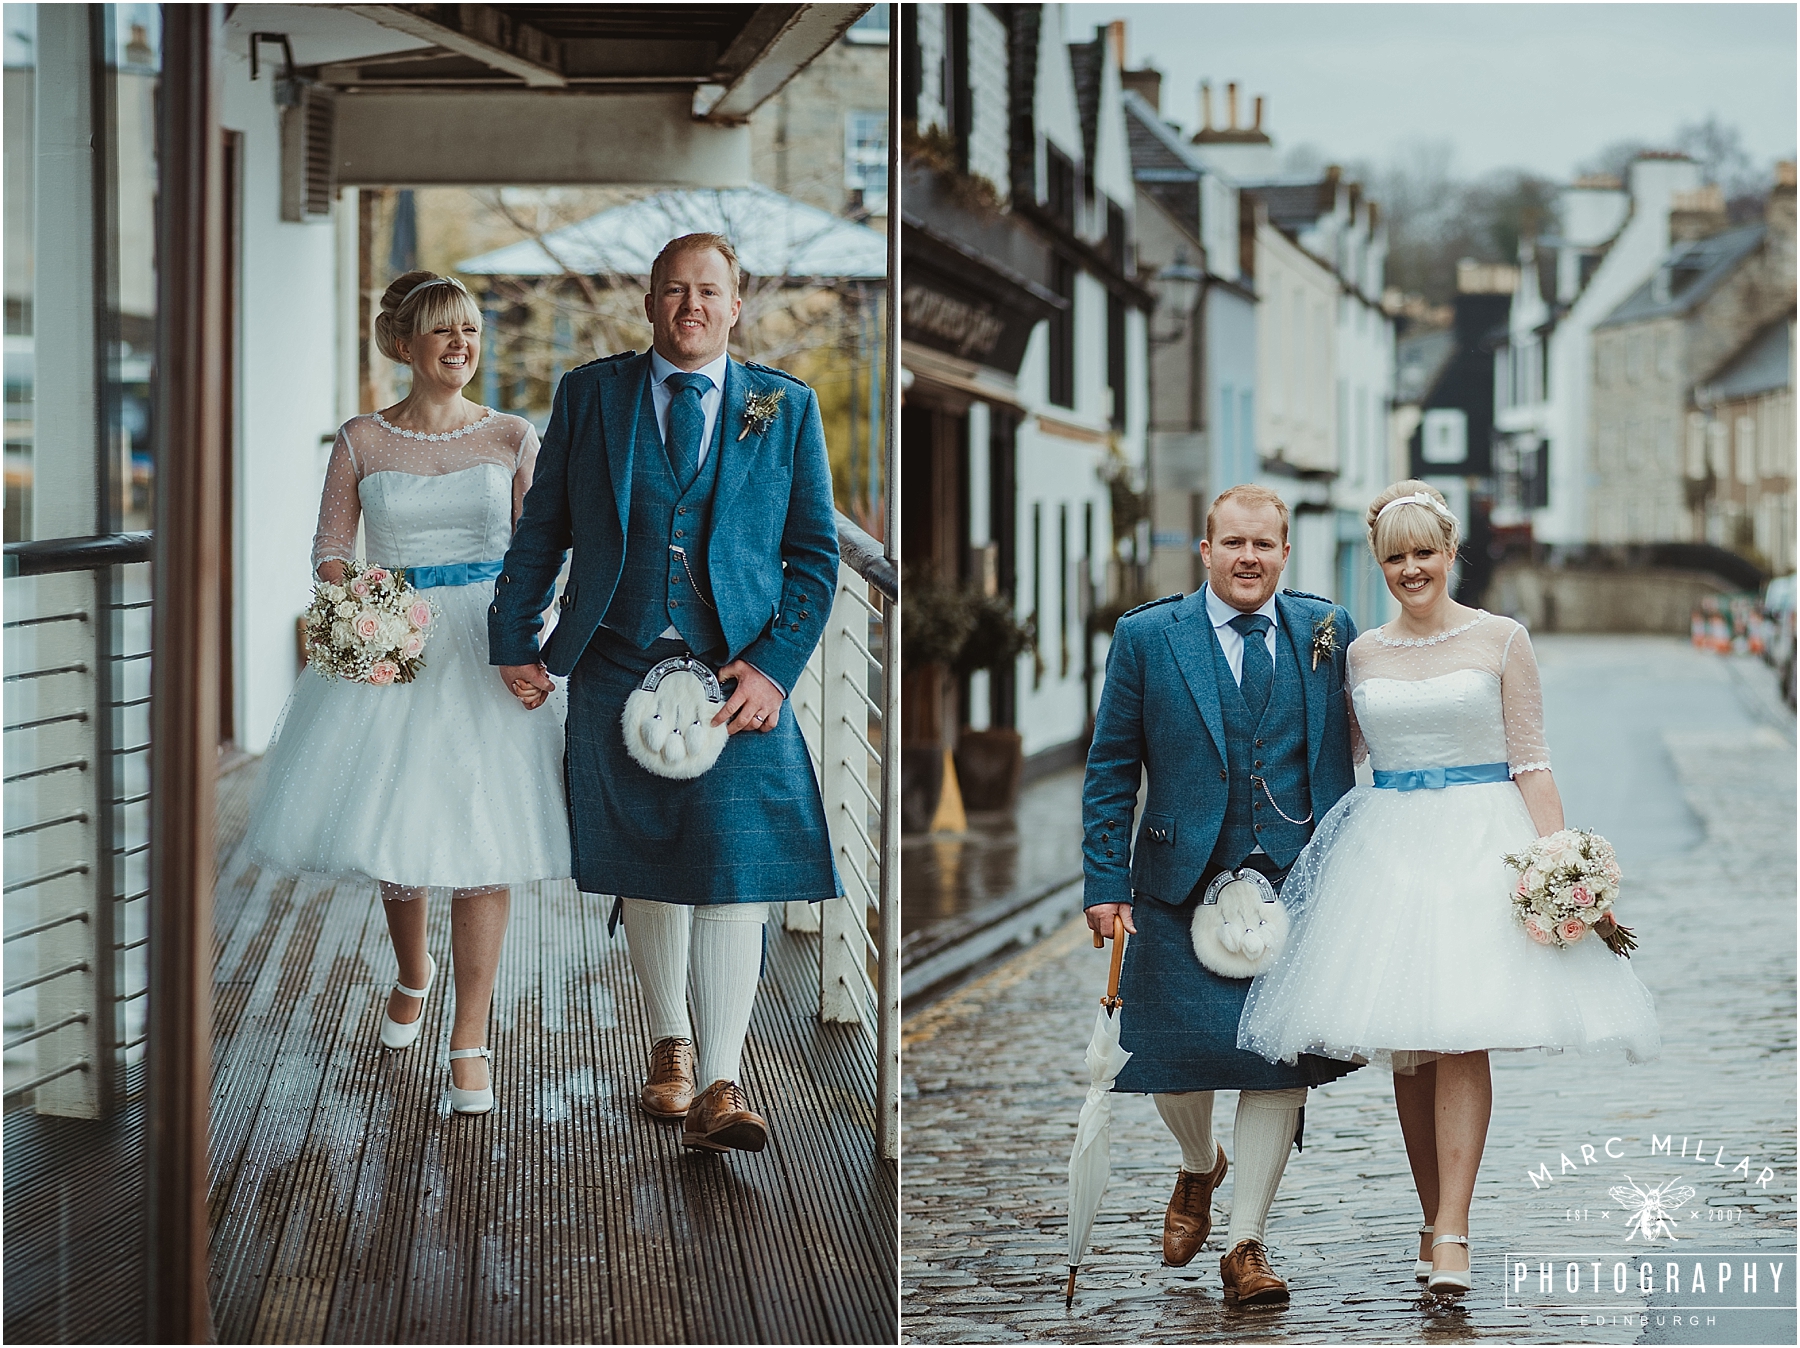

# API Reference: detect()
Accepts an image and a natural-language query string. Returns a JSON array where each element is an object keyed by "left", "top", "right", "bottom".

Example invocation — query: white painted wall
[
  {"left": 1536, "top": 156, "right": 1700, "bottom": 545},
  {"left": 222, "top": 49, "right": 346, "bottom": 752}
]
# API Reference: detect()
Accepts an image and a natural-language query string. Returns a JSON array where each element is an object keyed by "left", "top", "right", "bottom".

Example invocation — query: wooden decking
[{"left": 206, "top": 757, "right": 896, "bottom": 1344}]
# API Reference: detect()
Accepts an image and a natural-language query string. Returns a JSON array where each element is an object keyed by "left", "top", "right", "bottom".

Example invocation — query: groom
[
  {"left": 1081, "top": 485, "right": 1358, "bottom": 1303},
  {"left": 490, "top": 232, "right": 840, "bottom": 1154}
]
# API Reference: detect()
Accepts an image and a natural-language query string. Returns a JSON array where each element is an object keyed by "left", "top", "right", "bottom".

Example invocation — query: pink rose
[
  {"left": 402, "top": 633, "right": 425, "bottom": 658},
  {"left": 353, "top": 612, "right": 382, "bottom": 641},
  {"left": 1524, "top": 921, "right": 1552, "bottom": 945},
  {"left": 408, "top": 601, "right": 433, "bottom": 629},
  {"left": 365, "top": 567, "right": 389, "bottom": 586},
  {"left": 1571, "top": 885, "right": 1593, "bottom": 907},
  {"left": 1515, "top": 878, "right": 1529, "bottom": 896},
  {"left": 350, "top": 578, "right": 371, "bottom": 598},
  {"left": 1559, "top": 919, "right": 1587, "bottom": 943},
  {"left": 368, "top": 660, "right": 398, "bottom": 685}
]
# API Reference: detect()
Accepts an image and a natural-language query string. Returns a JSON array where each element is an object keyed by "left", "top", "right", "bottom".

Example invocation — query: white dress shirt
[
  {"left": 1203, "top": 584, "right": 1280, "bottom": 687},
  {"left": 649, "top": 348, "right": 728, "bottom": 468}
]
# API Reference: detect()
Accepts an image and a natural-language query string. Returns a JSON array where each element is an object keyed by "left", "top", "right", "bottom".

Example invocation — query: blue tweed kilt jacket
[
  {"left": 1082, "top": 586, "right": 1360, "bottom": 1094},
  {"left": 487, "top": 350, "right": 841, "bottom": 905}
]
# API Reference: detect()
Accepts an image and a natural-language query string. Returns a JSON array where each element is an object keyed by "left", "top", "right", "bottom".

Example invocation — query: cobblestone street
[{"left": 901, "top": 638, "right": 1797, "bottom": 1344}]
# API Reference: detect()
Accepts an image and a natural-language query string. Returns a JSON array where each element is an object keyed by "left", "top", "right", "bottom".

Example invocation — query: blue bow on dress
[{"left": 1371, "top": 761, "right": 1512, "bottom": 791}]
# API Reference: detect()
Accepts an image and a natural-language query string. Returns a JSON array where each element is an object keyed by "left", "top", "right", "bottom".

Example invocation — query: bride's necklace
[
  {"left": 1373, "top": 609, "right": 1489, "bottom": 648},
  {"left": 373, "top": 405, "right": 495, "bottom": 442}
]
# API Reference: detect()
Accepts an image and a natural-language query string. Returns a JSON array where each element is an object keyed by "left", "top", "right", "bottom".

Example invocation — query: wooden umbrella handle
[{"left": 1106, "top": 914, "right": 1126, "bottom": 1004}]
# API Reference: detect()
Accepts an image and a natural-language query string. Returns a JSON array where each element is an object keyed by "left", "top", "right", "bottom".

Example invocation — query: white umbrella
[{"left": 1065, "top": 916, "right": 1131, "bottom": 1306}]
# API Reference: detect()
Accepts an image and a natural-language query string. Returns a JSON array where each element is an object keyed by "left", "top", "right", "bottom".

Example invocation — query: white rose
[
  {"left": 331, "top": 620, "right": 354, "bottom": 647},
  {"left": 335, "top": 600, "right": 357, "bottom": 620},
  {"left": 325, "top": 584, "right": 347, "bottom": 602}
]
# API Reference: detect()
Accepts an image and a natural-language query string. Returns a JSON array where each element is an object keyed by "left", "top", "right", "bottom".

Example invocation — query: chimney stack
[
  {"left": 1253, "top": 95, "right": 1264, "bottom": 131},
  {"left": 1106, "top": 19, "right": 1126, "bottom": 70},
  {"left": 1199, "top": 81, "right": 1213, "bottom": 131},
  {"left": 1226, "top": 81, "right": 1240, "bottom": 130}
]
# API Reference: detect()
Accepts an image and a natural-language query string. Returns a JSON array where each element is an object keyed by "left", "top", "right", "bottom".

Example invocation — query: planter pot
[
  {"left": 900, "top": 743, "right": 944, "bottom": 835},
  {"left": 954, "top": 727, "right": 1024, "bottom": 811}
]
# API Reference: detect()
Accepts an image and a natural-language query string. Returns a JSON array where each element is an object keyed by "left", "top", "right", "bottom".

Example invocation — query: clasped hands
[{"left": 498, "top": 659, "right": 784, "bottom": 733}]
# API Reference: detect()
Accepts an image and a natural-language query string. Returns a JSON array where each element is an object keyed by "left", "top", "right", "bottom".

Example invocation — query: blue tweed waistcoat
[
  {"left": 1210, "top": 623, "right": 1312, "bottom": 871},
  {"left": 599, "top": 385, "right": 727, "bottom": 657}
]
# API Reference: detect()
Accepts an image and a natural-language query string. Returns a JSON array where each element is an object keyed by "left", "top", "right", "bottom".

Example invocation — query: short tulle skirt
[
  {"left": 243, "top": 583, "right": 572, "bottom": 889},
  {"left": 1238, "top": 780, "right": 1661, "bottom": 1071}
]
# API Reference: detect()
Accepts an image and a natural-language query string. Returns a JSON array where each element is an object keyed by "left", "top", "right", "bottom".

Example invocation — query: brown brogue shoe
[
  {"left": 682, "top": 1079, "right": 769, "bottom": 1153},
  {"left": 639, "top": 1037, "right": 696, "bottom": 1120},
  {"left": 1163, "top": 1145, "right": 1229, "bottom": 1266},
  {"left": 1220, "top": 1238, "right": 1290, "bottom": 1306}
]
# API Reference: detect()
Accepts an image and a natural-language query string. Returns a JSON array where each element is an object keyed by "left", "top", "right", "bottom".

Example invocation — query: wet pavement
[
  {"left": 902, "top": 766, "right": 1086, "bottom": 940},
  {"left": 901, "top": 637, "right": 1797, "bottom": 1345}
]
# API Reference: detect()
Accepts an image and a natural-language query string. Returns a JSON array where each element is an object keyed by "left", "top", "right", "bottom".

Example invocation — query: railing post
[{"left": 817, "top": 566, "right": 870, "bottom": 1024}]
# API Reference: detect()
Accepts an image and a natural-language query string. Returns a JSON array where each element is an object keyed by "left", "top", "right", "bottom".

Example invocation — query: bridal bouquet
[
  {"left": 302, "top": 561, "right": 436, "bottom": 685},
  {"left": 1503, "top": 828, "right": 1637, "bottom": 957}
]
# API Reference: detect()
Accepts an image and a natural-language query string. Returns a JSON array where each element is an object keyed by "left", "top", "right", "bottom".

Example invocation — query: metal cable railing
[
  {"left": 793, "top": 512, "right": 897, "bottom": 1151},
  {"left": 3, "top": 534, "right": 152, "bottom": 1116}
]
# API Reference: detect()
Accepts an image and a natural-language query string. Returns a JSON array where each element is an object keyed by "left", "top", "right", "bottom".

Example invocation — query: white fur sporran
[
  {"left": 621, "top": 657, "right": 730, "bottom": 780},
  {"left": 1190, "top": 867, "right": 1290, "bottom": 979}
]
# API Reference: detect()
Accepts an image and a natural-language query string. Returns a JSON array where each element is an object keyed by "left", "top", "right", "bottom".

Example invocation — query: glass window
[
  {"left": 844, "top": 7, "right": 890, "bottom": 44},
  {"left": 844, "top": 109, "right": 889, "bottom": 215}
]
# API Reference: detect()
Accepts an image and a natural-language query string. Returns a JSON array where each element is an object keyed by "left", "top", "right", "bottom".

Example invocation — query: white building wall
[
  {"left": 222, "top": 52, "right": 347, "bottom": 752},
  {"left": 966, "top": 3, "right": 1010, "bottom": 195},
  {"left": 914, "top": 3, "right": 948, "bottom": 132},
  {"left": 1537, "top": 157, "right": 1700, "bottom": 545}
]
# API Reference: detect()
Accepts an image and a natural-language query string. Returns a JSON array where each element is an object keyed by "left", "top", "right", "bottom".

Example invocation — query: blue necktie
[
  {"left": 664, "top": 371, "right": 710, "bottom": 491},
  {"left": 1230, "top": 613, "right": 1274, "bottom": 720}
]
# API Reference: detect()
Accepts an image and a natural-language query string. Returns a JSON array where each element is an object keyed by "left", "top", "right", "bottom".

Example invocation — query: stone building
[
  {"left": 1588, "top": 169, "right": 1795, "bottom": 558},
  {"left": 1693, "top": 312, "right": 1796, "bottom": 576}
]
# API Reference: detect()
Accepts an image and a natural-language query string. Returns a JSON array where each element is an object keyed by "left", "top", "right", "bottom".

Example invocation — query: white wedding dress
[
  {"left": 1238, "top": 611, "right": 1659, "bottom": 1070},
  {"left": 244, "top": 409, "right": 572, "bottom": 889}
]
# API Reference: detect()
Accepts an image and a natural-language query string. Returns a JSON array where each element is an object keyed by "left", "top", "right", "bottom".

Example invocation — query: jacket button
[
  {"left": 1255, "top": 738, "right": 1265, "bottom": 748},
  {"left": 1254, "top": 760, "right": 1263, "bottom": 768},
  {"left": 798, "top": 611, "right": 809, "bottom": 620},
  {"left": 1105, "top": 850, "right": 1115, "bottom": 858},
  {"left": 671, "top": 600, "right": 682, "bottom": 608},
  {"left": 675, "top": 529, "right": 684, "bottom": 538},
  {"left": 1100, "top": 834, "right": 1109, "bottom": 843},
  {"left": 1255, "top": 824, "right": 1264, "bottom": 833},
  {"left": 1219, "top": 770, "right": 1228, "bottom": 781},
  {"left": 489, "top": 604, "right": 498, "bottom": 614},
  {"left": 1253, "top": 802, "right": 1262, "bottom": 810},
  {"left": 678, "top": 506, "right": 688, "bottom": 515},
  {"left": 500, "top": 574, "right": 510, "bottom": 584}
]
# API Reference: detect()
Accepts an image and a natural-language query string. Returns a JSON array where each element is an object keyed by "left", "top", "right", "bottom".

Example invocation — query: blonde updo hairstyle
[
  {"left": 373, "top": 270, "right": 482, "bottom": 365},
  {"left": 1366, "top": 479, "right": 1461, "bottom": 561}
]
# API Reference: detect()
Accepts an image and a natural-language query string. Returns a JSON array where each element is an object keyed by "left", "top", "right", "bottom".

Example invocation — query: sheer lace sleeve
[
  {"left": 1344, "top": 642, "right": 1369, "bottom": 765},
  {"left": 512, "top": 422, "right": 540, "bottom": 527},
  {"left": 310, "top": 428, "right": 362, "bottom": 576},
  {"left": 1499, "top": 622, "right": 1552, "bottom": 775}
]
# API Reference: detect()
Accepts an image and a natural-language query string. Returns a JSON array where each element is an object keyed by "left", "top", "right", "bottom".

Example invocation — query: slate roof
[
  {"left": 1067, "top": 38, "right": 1102, "bottom": 172},
  {"left": 456, "top": 186, "right": 887, "bottom": 280},
  {"left": 1250, "top": 180, "right": 1336, "bottom": 233},
  {"left": 1122, "top": 91, "right": 1202, "bottom": 237},
  {"left": 1597, "top": 223, "right": 1767, "bottom": 328},
  {"left": 1701, "top": 315, "right": 1793, "bottom": 401}
]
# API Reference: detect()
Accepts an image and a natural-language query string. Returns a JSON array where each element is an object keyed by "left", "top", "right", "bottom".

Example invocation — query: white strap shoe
[
  {"left": 448, "top": 1046, "right": 494, "bottom": 1115},
  {"left": 1413, "top": 1224, "right": 1433, "bottom": 1280},
  {"left": 378, "top": 954, "right": 436, "bottom": 1050},
  {"left": 1427, "top": 1233, "right": 1471, "bottom": 1296}
]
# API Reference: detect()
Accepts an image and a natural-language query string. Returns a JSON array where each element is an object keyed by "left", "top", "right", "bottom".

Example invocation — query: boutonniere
[
  {"left": 1310, "top": 613, "right": 1339, "bottom": 671},
  {"left": 738, "top": 388, "right": 785, "bottom": 441}
]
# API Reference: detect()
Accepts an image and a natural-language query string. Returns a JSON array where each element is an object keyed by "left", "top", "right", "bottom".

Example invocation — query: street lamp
[{"left": 1150, "top": 250, "right": 1203, "bottom": 344}]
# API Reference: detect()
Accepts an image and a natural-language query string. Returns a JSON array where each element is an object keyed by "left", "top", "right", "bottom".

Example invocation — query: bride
[
  {"left": 1237, "top": 480, "right": 1658, "bottom": 1296},
  {"left": 244, "top": 270, "right": 570, "bottom": 1115}
]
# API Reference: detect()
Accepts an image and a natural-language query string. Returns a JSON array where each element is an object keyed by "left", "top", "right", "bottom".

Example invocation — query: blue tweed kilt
[
  {"left": 1114, "top": 887, "right": 1360, "bottom": 1094},
  {"left": 565, "top": 636, "right": 841, "bottom": 905}
]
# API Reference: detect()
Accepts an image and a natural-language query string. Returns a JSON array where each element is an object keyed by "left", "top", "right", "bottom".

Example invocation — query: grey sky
[{"left": 1065, "top": 2, "right": 1797, "bottom": 182}]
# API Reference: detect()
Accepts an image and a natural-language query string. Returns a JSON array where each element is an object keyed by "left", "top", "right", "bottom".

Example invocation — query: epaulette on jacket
[
  {"left": 1281, "top": 588, "right": 1334, "bottom": 605},
  {"left": 1120, "top": 593, "right": 1183, "bottom": 620},
  {"left": 743, "top": 361, "right": 808, "bottom": 387},
  {"left": 570, "top": 350, "right": 636, "bottom": 373}
]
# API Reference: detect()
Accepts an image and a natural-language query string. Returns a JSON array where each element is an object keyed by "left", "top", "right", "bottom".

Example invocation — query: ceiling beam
[
  {"left": 337, "top": 4, "right": 566, "bottom": 88},
  {"left": 694, "top": 3, "right": 868, "bottom": 124}
]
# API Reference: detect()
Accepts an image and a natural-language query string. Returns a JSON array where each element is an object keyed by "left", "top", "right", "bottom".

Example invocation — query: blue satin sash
[
  {"left": 403, "top": 559, "right": 504, "bottom": 590},
  {"left": 1371, "top": 761, "right": 1512, "bottom": 791}
]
